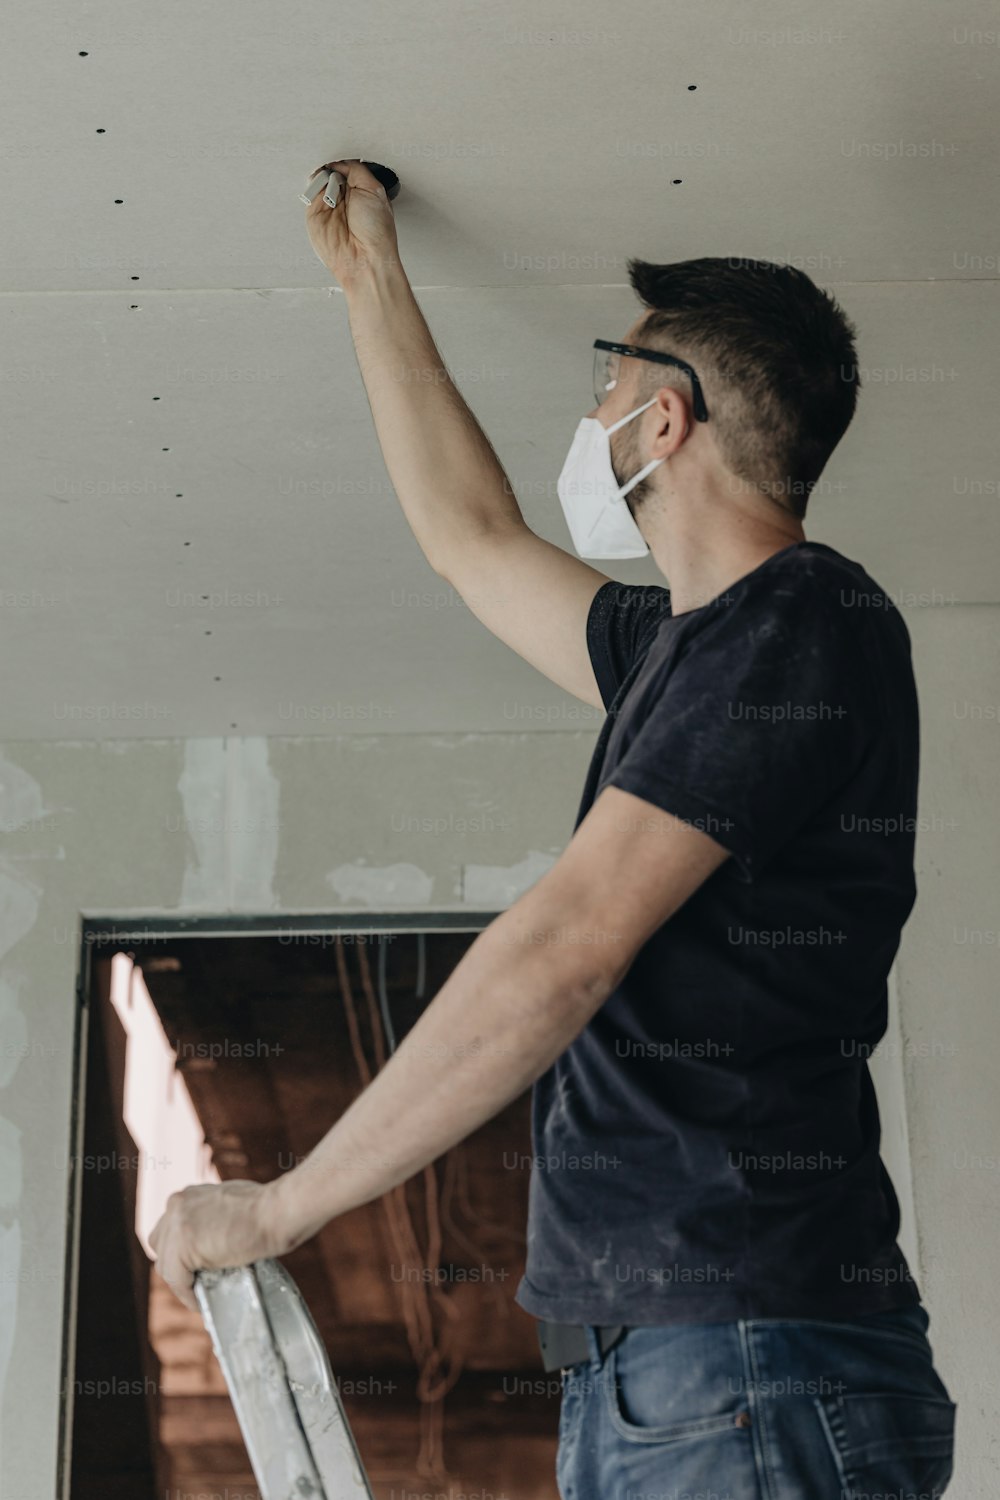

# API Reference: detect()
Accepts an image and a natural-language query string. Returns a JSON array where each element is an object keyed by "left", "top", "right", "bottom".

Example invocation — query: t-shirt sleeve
[
  {"left": 602, "top": 579, "right": 874, "bottom": 881},
  {"left": 587, "top": 580, "right": 673, "bottom": 710}
]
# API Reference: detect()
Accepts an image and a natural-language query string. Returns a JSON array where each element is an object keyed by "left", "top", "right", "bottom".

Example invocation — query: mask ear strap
[
  {"left": 605, "top": 396, "right": 669, "bottom": 502},
  {"left": 618, "top": 456, "right": 664, "bottom": 500},
  {"left": 605, "top": 396, "right": 659, "bottom": 434}
]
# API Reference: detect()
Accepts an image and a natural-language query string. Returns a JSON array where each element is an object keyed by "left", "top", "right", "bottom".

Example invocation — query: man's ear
[{"left": 651, "top": 388, "right": 690, "bottom": 457}]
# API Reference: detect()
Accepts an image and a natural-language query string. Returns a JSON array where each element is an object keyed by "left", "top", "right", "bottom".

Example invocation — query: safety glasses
[{"left": 594, "top": 339, "right": 710, "bottom": 421}]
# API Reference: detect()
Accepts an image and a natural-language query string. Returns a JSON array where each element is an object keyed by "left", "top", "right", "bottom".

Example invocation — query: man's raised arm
[{"left": 305, "top": 159, "right": 610, "bottom": 709}]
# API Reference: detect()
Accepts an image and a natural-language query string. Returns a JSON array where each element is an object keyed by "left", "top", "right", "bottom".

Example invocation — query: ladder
[{"left": 194, "top": 1258, "right": 376, "bottom": 1499}]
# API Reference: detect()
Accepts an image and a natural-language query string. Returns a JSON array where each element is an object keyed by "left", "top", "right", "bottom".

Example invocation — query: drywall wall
[
  {"left": 893, "top": 607, "right": 1000, "bottom": 1497},
  {"left": 0, "top": 727, "right": 596, "bottom": 1497}
]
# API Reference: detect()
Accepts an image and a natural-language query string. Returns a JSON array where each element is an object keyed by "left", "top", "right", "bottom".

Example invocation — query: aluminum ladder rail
[{"left": 194, "top": 1258, "right": 375, "bottom": 1499}]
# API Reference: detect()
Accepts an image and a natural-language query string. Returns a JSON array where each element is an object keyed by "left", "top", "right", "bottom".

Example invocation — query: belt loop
[{"left": 584, "top": 1324, "right": 604, "bottom": 1370}]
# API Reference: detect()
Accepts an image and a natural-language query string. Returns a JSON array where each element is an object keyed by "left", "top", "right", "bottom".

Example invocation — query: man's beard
[{"left": 610, "top": 423, "right": 657, "bottom": 522}]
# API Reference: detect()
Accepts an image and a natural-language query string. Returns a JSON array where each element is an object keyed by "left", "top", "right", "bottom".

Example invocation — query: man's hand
[
  {"left": 304, "top": 158, "right": 401, "bottom": 287},
  {"left": 148, "top": 1179, "right": 288, "bottom": 1312}
]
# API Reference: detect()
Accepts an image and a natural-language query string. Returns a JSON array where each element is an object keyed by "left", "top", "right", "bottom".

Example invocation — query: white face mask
[{"left": 556, "top": 397, "right": 664, "bottom": 559}]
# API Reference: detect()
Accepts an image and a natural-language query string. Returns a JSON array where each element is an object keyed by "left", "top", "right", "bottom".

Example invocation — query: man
[{"left": 151, "top": 161, "right": 956, "bottom": 1498}]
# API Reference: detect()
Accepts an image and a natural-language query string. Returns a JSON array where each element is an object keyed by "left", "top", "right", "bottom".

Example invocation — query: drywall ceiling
[{"left": 2, "top": 0, "right": 998, "bottom": 740}]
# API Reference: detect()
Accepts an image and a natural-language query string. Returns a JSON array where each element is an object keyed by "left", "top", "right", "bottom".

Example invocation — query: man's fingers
[
  {"left": 177, "top": 1280, "right": 199, "bottom": 1314},
  {"left": 148, "top": 1208, "right": 173, "bottom": 1257},
  {"left": 325, "top": 159, "right": 387, "bottom": 199},
  {"left": 171, "top": 1283, "right": 199, "bottom": 1314},
  {"left": 157, "top": 1256, "right": 198, "bottom": 1312}
]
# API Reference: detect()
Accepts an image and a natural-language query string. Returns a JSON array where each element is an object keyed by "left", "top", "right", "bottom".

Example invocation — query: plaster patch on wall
[
  {"left": 325, "top": 862, "right": 433, "bottom": 907},
  {"left": 0, "top": 867, "right": 41, "bottom": 962},
  {"left": 0, "top": 865, "right": 42, "bottom": 1090},
  {"left": 462, "top": 850, "right": 556, "bottom": 906},
  {"left": 0, "top": 1119, "right": 22, "bottom": 1209},
  {"left": 0, "top": 756, "right": 50, "bottom": 834},
  {"left": 0, "top": 1220, "right": 21, "bottom": 1438},
  {"left": 0, "top": 854, "right": 35, "bottom": 1430},
  {"left": 428, "top": 734, "right": 493, "bottom": 749},
  {"left": 0, "top": 980, "right": 28, "bottom": 1092},
  {"left": 178, "top": 740, "right": 227, "bottom": 907},
  {"left": 0, "top": 924, "right": 28, "bottom": 1421},
  {"left": 228, "top": 738, "right": 280, "bottom": 909}
]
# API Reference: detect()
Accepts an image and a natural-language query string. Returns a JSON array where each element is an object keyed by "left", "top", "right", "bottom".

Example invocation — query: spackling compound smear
[
  {"left": 228, "top": 738, "right": 279, "bottom": 909},
  {"left": 462, "top": 850, "right": 557, "bottom": 906},
  {"left": 178, "top": 740, "right": 228, "bottom": 906},
  {"left": 325, "top": 862, "right": 433, "bottom": 907}
]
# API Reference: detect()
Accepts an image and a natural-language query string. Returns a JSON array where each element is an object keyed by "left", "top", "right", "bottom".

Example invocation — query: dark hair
[{"left": 626, "top": 256, "right": 861, "bottom": 517}]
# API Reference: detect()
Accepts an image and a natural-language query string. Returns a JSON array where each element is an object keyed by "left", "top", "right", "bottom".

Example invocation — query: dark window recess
[{"left": 69, "top": 931, "right": 556, "bottom": 1499}]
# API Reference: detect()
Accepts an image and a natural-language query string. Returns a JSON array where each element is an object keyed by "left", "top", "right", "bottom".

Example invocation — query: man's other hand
[{"left": 148, "top": 1178, "right": 287, "bottom": 1312}]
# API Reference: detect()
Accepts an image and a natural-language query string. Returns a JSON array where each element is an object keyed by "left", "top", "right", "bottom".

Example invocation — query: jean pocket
[
  {"left": 603, "top": 1345, "right": 748, "bottom": 1446},
  {"left": 814, "top": 1390, "right": 956, "bottom": 1498}
]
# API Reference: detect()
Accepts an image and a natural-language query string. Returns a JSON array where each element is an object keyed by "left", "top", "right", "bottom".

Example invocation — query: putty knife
[{"left": 194, "top": 1259, "right": 375, "bottom": 1499}]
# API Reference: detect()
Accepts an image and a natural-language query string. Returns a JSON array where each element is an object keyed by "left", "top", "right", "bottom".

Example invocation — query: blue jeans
[{"left": 556, "top": 1305, "right": 956, "bottom": 1499}]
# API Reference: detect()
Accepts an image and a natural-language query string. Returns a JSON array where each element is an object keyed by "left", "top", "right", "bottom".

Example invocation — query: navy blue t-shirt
[{"left": 514, "top": 541, "right": 924, "bottom": 1326}]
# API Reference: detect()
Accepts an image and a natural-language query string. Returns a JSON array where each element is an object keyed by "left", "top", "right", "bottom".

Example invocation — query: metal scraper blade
[{"left": 194, "top": 1259, "right": 375, "bottom": 1499}]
